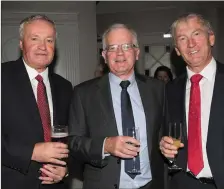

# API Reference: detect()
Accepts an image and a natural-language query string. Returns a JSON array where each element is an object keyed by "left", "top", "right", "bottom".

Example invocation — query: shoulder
[
  {"left": 2, "top": 59, "right": 20, "bottom": 72},
  {"left": 167, "top": 73, "right": 186, "bottom": 87},
  {"left": 72, "top": 76, "right": 107, "bottom": 100},
  {"left": 166, "top": 73, "right": 187, "bottom": 99},
  {"left": 74, "top": 77, "right": 102, "bottom": 91},
  {"left": 217, "top": 61, "right": 224, "bottom": 73},
  {"left": 136, "top": 73, "right": 165, "bottom": 89},
  {"left": 50, "top": 73, "right": 73, "bottom": 90},
  {"left": 2, "top": 59, "right": 23, "bottom": 80}
]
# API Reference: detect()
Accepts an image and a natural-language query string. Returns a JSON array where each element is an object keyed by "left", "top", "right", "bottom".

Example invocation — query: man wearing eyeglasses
[{"left": 69, "top": 23, "right": 166, "bottom": 189}]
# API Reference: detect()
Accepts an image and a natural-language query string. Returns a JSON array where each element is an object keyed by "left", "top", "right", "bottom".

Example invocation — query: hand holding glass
[
  {"left": 168, "top": 122, "right": 183, "bottom": 172},
  {"left": 125, "top": 127, "right": 141, "bottom": 174},
  {"left": 51, "top": 125, "right": 68, "bottom": 165}
]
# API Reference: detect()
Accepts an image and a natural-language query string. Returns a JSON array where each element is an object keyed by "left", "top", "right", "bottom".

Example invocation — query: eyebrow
[{"left": 176, "top": 28, "right": 203, "bottom": 38}]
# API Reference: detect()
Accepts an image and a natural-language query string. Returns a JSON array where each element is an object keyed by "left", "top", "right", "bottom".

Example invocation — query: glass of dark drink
[
  {"left": 51, "top": 125, "right": 68, "bottom": 144},
  {"left": 51, "top": 125, "right": 68, "bottom": 165}
]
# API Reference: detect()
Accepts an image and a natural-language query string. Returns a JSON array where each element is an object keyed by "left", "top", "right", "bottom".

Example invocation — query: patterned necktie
[
  {"left": 188, "top": 74, "right": 204, "bottom": 175},
  {"left": 120, "top": 80, "right": 140, "bottom": 179},
  {"left": 36, "top": 75, "right": 51, "bottom": 142}
]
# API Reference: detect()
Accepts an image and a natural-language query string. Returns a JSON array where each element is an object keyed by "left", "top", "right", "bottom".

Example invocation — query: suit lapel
[
  {"left": 97, "top": 75, "right": 118, "bottom": 136},
  {"left": 13, "top": 59, "right": 43, "bottom": 134},
  {"left": 169, "top": 75, "right": 188, "bottom": 169},
  {"left": 136, "top": 76, "right": 155, "bottom": 157},
  {"left": 48, "top": 73, "right": 57, "bottom": 125},
  {"left": 207, "top": 63, "right": 224, "bottom": 173}
]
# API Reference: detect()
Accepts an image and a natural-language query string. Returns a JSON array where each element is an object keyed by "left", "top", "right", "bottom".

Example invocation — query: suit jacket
[
  {"left": 165, "top": 62, "right": 224, "bottom": 189},
  {"left": 69, "top": 73, "right": 166, "bottom": 189},
  {"left": 2, "top": 58, "right": 73, "bottom": 189}
]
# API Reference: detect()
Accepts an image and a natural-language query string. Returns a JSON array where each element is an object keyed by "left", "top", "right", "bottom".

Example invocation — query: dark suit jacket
[
  {"left": 69, "top": 73, "right": 166, "bottom": 189},
  {"left": 2, "top": 58, "right": 73, "bottom": 189},
  {"left": 165, "top": 62, "right": 224, "bottom": 189}
]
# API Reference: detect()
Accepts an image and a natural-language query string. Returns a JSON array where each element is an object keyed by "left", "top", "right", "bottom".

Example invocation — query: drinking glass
[
  {"left": 126, "top": 127, "right": 141, "bottom": 174},
  {"left": 51, "top": 125, "right": 68, "bottom": 144},
  {"left": 168, "top": 122, "right": 183, "bottom": 172},
  {"left": 51, "top": 125, "right": 68, "bottom": 165}
]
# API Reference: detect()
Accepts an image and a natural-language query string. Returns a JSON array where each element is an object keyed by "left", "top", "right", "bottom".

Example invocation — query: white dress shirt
[
  {"left": 185, "top": 57, "right": 216, "bottom": 178},
  {"left": 23, "top": 60, "right": 54, "bottom": 126}
]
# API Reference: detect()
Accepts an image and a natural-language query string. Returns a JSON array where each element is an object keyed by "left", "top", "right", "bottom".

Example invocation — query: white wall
[{"left": 2, "top": 1, "right": 98, "bottom": 84}]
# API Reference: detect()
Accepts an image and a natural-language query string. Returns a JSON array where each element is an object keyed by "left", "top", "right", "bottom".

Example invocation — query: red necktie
[
  {"left": 188, "top": 74, "right": 204, "bottom": 175},
  {"left": 36, "top": 75, "right": 51, "bottom": 142}
]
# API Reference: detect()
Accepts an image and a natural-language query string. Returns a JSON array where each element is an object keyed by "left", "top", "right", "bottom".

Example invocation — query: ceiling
[{"left": 96, "top": 1, "right": 224, "bottom": 15}]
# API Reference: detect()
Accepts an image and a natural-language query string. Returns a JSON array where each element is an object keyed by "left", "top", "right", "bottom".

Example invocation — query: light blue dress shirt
[{"left": 109, "top": 72, "right": 152, "bottom": 189}]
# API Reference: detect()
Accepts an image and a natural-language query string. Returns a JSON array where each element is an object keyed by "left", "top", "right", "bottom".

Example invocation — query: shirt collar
[
  {"left": 186, "top": 57, "right": 216, "bottom": 82},
  {"left": 109, "top": 72, "right": 136, "bottom": 87},
  {"left": 23, "top": 58, "right": 49, "bottom": 83}
]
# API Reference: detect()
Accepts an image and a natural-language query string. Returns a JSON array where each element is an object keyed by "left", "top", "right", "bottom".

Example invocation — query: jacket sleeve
[
  {"left": 2, "top": 130, "right": 35, "bottom": 174},
  {"left": 68, "top": 87, "right": 108, "bottom": 168}
]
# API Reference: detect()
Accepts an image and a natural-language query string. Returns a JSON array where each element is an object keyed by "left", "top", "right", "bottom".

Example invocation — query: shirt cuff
[{"left": 102, "top": 137, "right": 110, "bottom": 159}]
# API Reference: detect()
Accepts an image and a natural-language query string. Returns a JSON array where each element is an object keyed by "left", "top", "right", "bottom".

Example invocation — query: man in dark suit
[
  {"left": 69, "top": 23, "right": 166, "bottom": 189},
  {"left": 159, "top": 13, "right": 224, "bottom": 189},
  {"left": 2, "top": 14, "right": 73, "bottom": 189}
]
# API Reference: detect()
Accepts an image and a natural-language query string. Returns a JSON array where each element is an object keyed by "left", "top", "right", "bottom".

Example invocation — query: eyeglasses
[{"left": 105, "top": 43, "right": 138, "bottom": 52}]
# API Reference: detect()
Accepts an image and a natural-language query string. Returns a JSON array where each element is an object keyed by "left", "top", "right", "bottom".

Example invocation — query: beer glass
[
  {"left": 51, "top": 125, "right": 68, "bottom": 144},
  {"left": 51, "top": 125, "right": 68, "bottom": 165}
]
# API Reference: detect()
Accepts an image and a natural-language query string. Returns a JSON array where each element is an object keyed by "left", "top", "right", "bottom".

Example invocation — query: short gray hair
[
  {"left": 102, "top": 23, "right": 139, "bottom": 50},
  {"left": 171, "top": 13, "right": 214, "bottom": 45},
  {"left": 19, "top": 14, "right": 56, "bottom": 39}
]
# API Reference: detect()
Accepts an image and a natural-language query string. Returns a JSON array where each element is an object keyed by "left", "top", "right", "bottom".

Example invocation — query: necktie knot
[
  {"left": 36, "top": 75, "right": 43, "bottom": 82},
  {"left": 120, "top": 80, "right": 130, "bottom": 89},
  {"left": 190, "top": 74, "right": 203, "bottom": 84}
]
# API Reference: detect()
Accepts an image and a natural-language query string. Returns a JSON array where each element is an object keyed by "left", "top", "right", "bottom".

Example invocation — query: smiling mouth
[
  {"left": 114, "top": 59, "right": 126, "bottom": 63},
  {"left": 189, "top": 50, "right": 198, "bottom": 55}
]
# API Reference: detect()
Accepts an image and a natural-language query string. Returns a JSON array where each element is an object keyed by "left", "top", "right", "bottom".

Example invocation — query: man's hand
[
  {"left": 39, "top": 164, "right": 68, "bottom": 184},
  {"left": 104, "top": 136, "right": 140, "bottom": 158},
  {"left": 159, "top": 136, "right": 184, "bottom": 158},
  {"left": 31, "top": 142, "right": 69, "bottom": 166}
]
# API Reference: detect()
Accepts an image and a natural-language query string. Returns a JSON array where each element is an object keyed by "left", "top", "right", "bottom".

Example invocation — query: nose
[
  {"left": 188, "top": 38, "right": 196, "bottom": 48},
  {"left": 38, "top": 41, "right": 47, "bottom": 50},
  {"left": 116, "top": 45, "right": 124, "bottom": 55}
]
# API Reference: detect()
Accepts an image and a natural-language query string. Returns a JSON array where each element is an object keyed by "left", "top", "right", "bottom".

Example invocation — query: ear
[
  {"left": 19, "top": 40, "right": 23, "bottom": 51},
  {"left": 135, "top": 48, "right": 140, "bottom": 60},
  {"left": 175, "top": 47, "right": 181, "bottom": 56},
  {"left": 101, "top": 50, "right": 107, "bottom": 63},
  {"left": 209, "top": 32, "right": 215, "bottom": 47}
]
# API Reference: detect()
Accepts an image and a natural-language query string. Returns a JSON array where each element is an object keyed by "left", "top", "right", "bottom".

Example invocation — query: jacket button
[
  {"left": 117, "top": 159, "right": 120, "bottom": 164},
  {"left": 114, "top": 184, "right": 118, "bottom": 189}
]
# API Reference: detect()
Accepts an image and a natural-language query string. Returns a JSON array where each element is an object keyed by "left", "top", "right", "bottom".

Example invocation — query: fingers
[
  {"left": 52, "top": 142, "right": 68, "bottom": 149},
  {"left": 105, "top": 136, "right": 140, "bottom": 158},
  {"left": 39, "top": 169, "right": 54, "bottom": 184},
  {"left": 55, "top": 148, "right": 69, "bottom": 156},
  {"left": 124, "top": 141, "right": 140, "bottom": 156},
  {"left": 159, "top": 136, "right": 176, "bottom": 158},
  {"left": 32, "top": 142, "right": 69, "bottom": 163},
  {"left": 49, "top": 158, "right": 67, "bottom": 166},
  {"left": 123, "top": 136, "right": 140, "bottom": 146},
  {"left": 41, "top": 180, "right": 54, "bottom": 184},
  {"left": 39, "top": 164, "right": 66, "bottom": 184},
  {"left": 159, "top": 136, "right": 184, "bottom": 158}
]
